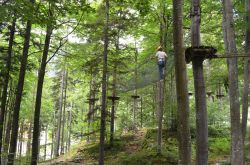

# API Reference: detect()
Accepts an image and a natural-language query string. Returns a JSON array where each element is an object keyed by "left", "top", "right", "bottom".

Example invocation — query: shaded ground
[{"left": 39, "top": 128, "right": 246, "bottom": 165}]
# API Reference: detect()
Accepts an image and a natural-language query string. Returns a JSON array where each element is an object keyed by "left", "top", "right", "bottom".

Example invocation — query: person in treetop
[{"left": 155, "top": 46, "right": 168, "bottom": 80}]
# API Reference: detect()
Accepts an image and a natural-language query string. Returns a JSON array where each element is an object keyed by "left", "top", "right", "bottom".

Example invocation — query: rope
[{"left": 214, "top": 54, "right": 250, "bottom": 59}]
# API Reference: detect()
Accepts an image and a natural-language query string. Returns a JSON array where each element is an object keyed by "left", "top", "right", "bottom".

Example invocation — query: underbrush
[{"left": 45, "top": 127, "right": 238, "bottom": 165}]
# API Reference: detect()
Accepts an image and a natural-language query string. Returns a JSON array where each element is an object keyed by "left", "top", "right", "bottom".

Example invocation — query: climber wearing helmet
[{"left": 155, "top": 46, "right": 167, "bottom": 80}]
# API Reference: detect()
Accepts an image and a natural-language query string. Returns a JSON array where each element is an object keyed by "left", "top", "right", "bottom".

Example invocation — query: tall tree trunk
[
  {"left": 26, "top": 82, "right": 37, "bottom": 161},
  {"left": 242, "top": 0, "right": 250, "bottom": 145},
  {"left": 172, "top": 0, "right": 191, "bottom": 164},
  {"left": 0, "top": 19, "right": 16, "bottom": 163},
  {"left": 18, "top": 122, "right": 24, "bottom": 161},
  {"left": 67, "top": 104, "right": 72, "bottom": 151},
  {"left": 159, "top": 0, "right": 167, "bottom": 50},
  {"left": 99, "top": 0, "right": 109, "bottom": 164},
  {"left": 140, "top": 98, "right": 143, "bottom": 128},
  {"left": 190, "top": 0, "right": 208, "bottom": 164},
  {"left": 8, "top": 0, "right": 35, "bottom": 163},
  {"left": 110, "top": 65, "right": 117, "bottom": 148},
  {"left": 132, "top": 43, "right": 138, "bottom": 129},
  {"left": 60, "top": 70, "right": 68, "bottom": 154},
  {"left": 87, "top": 75, "right": 96, "bottom": 143},
  {"left": 157, "top": 0, "right": 168, "bottom": 155},
  {"left": 44, "top": 125, "right": 48, "bottom": 161},
  {"left": 222, "top": 0, "right": 244, "bottom": 164},
  {"left": 157, "top": 81, "right": 164, "bottom": 155},
  {"left": 54, "top": 70, "right": 65, "bottom": 157},
  {"left": 31, "top": 24, "right": 53, "bottom": 165},
  {"left": 3, "top": 84, "right": 14, "bottom": 165},
  {"left": 51, "top": 110, "right": 56, "bottom": 159}
]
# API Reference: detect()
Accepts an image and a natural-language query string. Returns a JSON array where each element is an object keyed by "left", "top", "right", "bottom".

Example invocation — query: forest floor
[{"left": 39, "top": 128, "right": 250, "bottom": 165}]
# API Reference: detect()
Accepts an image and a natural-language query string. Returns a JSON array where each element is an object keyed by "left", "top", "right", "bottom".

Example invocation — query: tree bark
[
  {"left": 18, "top": 122, "right": 24, "bottom": 160},
  {"left": 242, "top": 0, "right": 250, "bottom": 145},
  {"left": 110, "top": 65, "right": 117, "bottom": 148},
  {"left": 67, "top": 104, "right": 72, "bottom": 152},
  {"left": 172, "top": 0, "right": 192, "bottom": 164},
  {"left": 3, "top": 83, "right": 14, "bottom": 165},
  {"left": 60, "top": 70, "right": 68, "bottom": 154},
  {"left": 190, "top": 0, "right": 208, "bottom": 164},
  {"left": 54, "top": 70, "right": 65, "bottom": 157},
  {"left": 99, "top": 0, "right": 109, "bottom": 164},
  {"left": 0, "top": 19, "right": 15, "bottom": 163},
  {"left": 133, "top": 44, "right": 138, "bottom": 129},
  {"left": 157, "top": 81, "right": 164, "bottom": 155},
  {"left": 160, "top": 0, "right": 167, "bottom": 50},
  {"left": 51, "top": 110, "right": 56, "bottom": 159},
  {"left": 8, "top": 0, "right": 35, "bottom": 164},
  {"left": 31, "top": 24, "right": 53, "bottom": 165},
  {"left": 222, "top": 0, "right": 244, "bottom": 164},
  {"left": 44, "top": 125, "right": 48, "bottom": 161},
  {"left": 26, "top": 81, "right": 36, "bottom": 161}
]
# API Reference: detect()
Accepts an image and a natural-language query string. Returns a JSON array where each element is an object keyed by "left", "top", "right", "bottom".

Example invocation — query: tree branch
[{"left": 46, "top": 39, "right": 67, "bottom": 64}]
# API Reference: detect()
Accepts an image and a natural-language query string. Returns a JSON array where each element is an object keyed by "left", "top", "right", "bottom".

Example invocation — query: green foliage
[
  {"left": 208, "top": 125, "right": 230, "bottom": 138},
  {"left": 119, "top": 150, "right": 178, "bottom": 165},
  {"left": 1, "top": 0, "right": 250, "bottom": 163},
  {"left": 209, "top": 138, "right": 230, "bottom": 158},
  {"left": 69, "top": 129, "right": 179, "bottom": 165}
]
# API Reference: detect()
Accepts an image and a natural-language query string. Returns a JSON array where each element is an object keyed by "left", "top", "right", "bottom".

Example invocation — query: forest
[{"left": 0, "top": 0, "right": 250, "bottom": 165}]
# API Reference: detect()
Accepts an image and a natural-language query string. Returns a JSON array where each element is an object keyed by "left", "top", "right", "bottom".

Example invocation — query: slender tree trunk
[
  {"left": 110, "top": 66, "right": 117, "bottom": 148},
  {"left": 140, "top": 98, "right": 143, "bottom": 128},
  {"left": 172, "top": 0, "right": 191, "bottom": 164},
  {"left": 222, "top": 0, "right": 243, "bottom": 164},
  {"left": 3, "top": 87, "right": 14, "bottom": 164},
  {"left": 18, "top": 122, "right": 24, "bottom": 161},
  {"left": 242, "top": 0, "right": 250, "bottom": 144},
  {"left": 55, "top": 70, "right": 65, "bottom": 157},
  {"left": 3, "top": 81, "right": 12, "bottom": 139},
  {"left": 157, "top": 81, "right": 164, "bottom": 155},
  {"left": 87, "top": 77, "right": 96, "bottom": 143},
  {"left": 110, "top": 98, "right": 115, "bottom": 147},
  {"left": 51, "top": 110, "right": 56, "bottom": 159},
  {"left": 31, "top": 25, "right": 53, "bottom": 165},
  {"left": 44, "top": 125, "right": 48, "bottom": 161},
  {"left": 160, "top": 0, "right": 167, "bottom": 50},
  {"left": 2, "top": 78, "right": 13, "bottom": 164},
  {"left": 26, "top": 121, "right": 32, "bottom": 157},
  {"left": 3, "top": 108, "right": 12, "bottom": 154},
  {"left": 67, "top": 105, "right": 72, "bottom": 151},
  {"left": 157, "top": 0, "right": 168, "bottom": 155},
  {"left": 0, "top": 19, "right": 15, "bottom": 163},
  {"left": 190, "top": 0, "right": 208, "bottom": 164},
  {"left": 60, "top": 70, "right": 68, "bottom": 154},
  {"left": 133, "top": 44, "right": 138, "bottom": 129},
  {"left": 8, "top": 0, "right": 34, "bottom": 163},
  {"left": 99, "top": 0, "right": 109, "bottom": 164},
  {"left": 26, "top": 82, "right": 36, "bottom": 161}
]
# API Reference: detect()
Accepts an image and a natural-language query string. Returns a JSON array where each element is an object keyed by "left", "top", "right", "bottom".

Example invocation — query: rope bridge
[{"left": 118, "top": 55, "right": 174, "bottom": 92}]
